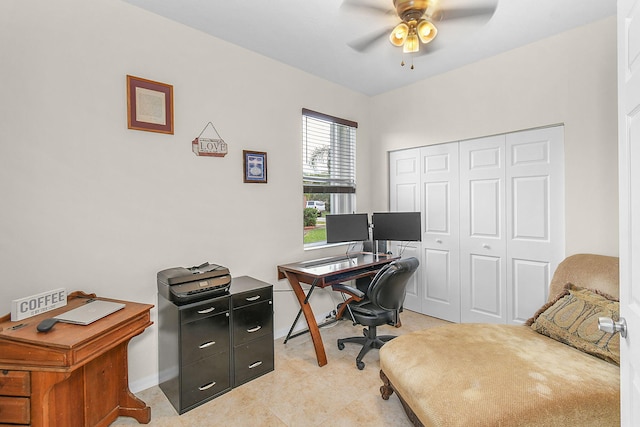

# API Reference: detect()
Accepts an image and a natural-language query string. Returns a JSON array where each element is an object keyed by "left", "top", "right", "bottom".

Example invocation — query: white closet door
[
  {"left": 506, "top": 127, "right": 565, "bottom": 323},
  {"left": 389, "top": 148, "right": 421, "bottom": 311},
  {"left": 460, "top": 135, "right": 508, "bottom": 324},
  {"left": 420, "top": 143, "right": 461, "bottom": 322}
]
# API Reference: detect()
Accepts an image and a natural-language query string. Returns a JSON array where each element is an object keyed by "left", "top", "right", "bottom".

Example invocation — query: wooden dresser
[{"left": 0, "top": 291, "right": 153, "bottom": 426}]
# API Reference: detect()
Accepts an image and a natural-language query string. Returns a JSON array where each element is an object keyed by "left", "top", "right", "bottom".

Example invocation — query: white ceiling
[{"left": 121, "top": 0, "right": 616, "bottom": 96}]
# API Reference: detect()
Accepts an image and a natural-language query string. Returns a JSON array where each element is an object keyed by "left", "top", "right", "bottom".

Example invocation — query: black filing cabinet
[
  {"left": 158, "top": 276, "right": 273, "bottom": 414},
  {"left": 232, "top": 281, "right": 274, "bottom": 386}
]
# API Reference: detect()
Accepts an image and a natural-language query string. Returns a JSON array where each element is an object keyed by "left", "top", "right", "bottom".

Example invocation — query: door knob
[
  {"left": 598, "top": 317, "right": 627, "bottom": 338},
  {"left": 482, "top": 244, "right": 490, "bottom": 249},
  {"left": 435, "top": 239, "right": 442, "bottom": 244}
]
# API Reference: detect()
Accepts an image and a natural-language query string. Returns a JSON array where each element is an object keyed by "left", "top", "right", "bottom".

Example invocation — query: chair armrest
[{"left": 331, "top": 284, "right": 365, "bottom": 299}]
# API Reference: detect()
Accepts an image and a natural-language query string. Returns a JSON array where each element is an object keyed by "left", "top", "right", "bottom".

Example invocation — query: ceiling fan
[{"left": 342, "top": 0, "right": 497, "bottom": 59}]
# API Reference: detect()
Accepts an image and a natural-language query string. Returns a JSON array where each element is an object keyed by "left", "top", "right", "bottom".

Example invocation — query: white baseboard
[{"left": 130, "top": 372, "right": 159, "bottom": 394}]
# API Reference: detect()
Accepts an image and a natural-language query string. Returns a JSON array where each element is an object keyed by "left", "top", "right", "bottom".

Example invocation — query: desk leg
[
  {"left": 30, "top": 371, "right": 72, "bottom": 427},
  {"left": 113, "top": 341, "right": 152, "bottom": 424},
  {"left": 284, "top": 272, "right": 327, "bottom": 367}
]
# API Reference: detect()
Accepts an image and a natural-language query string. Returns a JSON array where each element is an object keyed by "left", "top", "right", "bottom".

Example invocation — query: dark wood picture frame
[
  {"left": 243, "top": 150, "right": 268, "bottom": 183},
  {"left": 127, "top": 75, "right": 174, "bottom": 134}
]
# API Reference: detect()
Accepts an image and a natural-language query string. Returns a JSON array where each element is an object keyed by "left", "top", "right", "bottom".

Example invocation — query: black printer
[{"left": 157, "top": 262, "right": 231, "bottom": 305}]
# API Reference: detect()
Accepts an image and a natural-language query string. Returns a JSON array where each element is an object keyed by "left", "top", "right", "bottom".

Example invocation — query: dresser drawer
[
  {"left": 181, "top": 297, "right": 229, "bottom": 324},
  {"left": 181, "top": 353, "right": 231, "bottom": 410},
  {"left": 231, "top": 286, "right": 272, "bottom": 310},
  {"left": 233, "top": 334, "right": 274, "bottom": 386},
  {"left": 232, "top": 301, "right": 273, "bottom": 346},
  {"left": 0, "top": 371, "right": 30, "bottom": 396},
  {"left": 181, "top": 312, "right": 230, "bottom": 365},
  {"left": 0, "top": 396, "right": 30, "bottom": 424}
]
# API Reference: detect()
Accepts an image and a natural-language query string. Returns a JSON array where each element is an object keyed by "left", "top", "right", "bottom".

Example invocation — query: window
[{"left": 302, "top": 108, "right": 358, "bottom": 247}]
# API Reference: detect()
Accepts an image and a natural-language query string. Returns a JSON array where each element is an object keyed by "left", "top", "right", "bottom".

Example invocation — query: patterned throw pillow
[{"left": 527, "top": 283, "right": 620, "bottom": 365}]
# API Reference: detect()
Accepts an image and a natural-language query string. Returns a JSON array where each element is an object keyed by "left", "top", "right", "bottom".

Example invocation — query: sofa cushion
[
  {"left": 527, "top": 283, "right": 619, "bottom": 365},
  {"left": 380, "top": 324, "right": 620, "bottom": 427}
]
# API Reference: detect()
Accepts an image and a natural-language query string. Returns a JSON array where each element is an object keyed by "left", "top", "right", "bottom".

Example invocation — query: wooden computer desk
[
  {"left": 0, "top": 291, "right": 153, "bottom": 426},
  {"left": 277, "top": 253, "right": 397, "bottom": 367}
]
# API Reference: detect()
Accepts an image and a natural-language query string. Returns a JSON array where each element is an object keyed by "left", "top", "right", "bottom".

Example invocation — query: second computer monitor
[
  {"left": 325, "top": 213, "right": 370, "bottom": 244},
  {"left": 372, "top": 212, "right": 422, "bottom": 242}
]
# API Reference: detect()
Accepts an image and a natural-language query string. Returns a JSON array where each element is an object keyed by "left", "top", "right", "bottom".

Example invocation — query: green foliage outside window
[{"left": 304, "top": 208, "right": 318, "bottom": 227}]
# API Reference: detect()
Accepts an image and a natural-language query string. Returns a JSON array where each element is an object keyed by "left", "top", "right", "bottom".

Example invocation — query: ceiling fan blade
[
  {"left": 341, "top": 0, "right": 395, "bottom": 16},
  {"left": 430, "top": 6, "right": 496, "bottom": 22},
  {"left": 347, "top": 26, "right": 394, "bottom": 52}
]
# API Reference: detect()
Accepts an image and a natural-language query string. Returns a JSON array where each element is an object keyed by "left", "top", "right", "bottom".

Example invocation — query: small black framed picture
[{"left": 243, "top": 150, "right": 267, "bottom": 183}]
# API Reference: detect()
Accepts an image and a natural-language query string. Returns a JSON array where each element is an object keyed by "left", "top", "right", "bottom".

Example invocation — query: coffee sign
[{"left": 11, "top": 288, "right": 67, "bottom": 321}]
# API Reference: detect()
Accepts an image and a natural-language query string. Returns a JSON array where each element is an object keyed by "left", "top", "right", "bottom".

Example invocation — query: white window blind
[{"left": 302, "top": 109, "right": 357, "bottom": 194}]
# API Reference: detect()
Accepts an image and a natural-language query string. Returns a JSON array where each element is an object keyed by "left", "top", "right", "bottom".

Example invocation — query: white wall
[
  {"left": 0, "top": 0, "right": 619, "bottom": 392},
  {"left": 0, "top": 0, "right": 371, "bottom": 391},
  {"left": 369, "top": 17, "right": 618, "bottom": 257}
]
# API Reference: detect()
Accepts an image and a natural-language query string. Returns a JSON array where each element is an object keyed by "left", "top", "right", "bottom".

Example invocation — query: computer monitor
[
  {"left": 325, "top": 213, "right": 370, "bottom": 244},
  {"left": 372, "top": 212, "right": 422, "bottom": 242}
]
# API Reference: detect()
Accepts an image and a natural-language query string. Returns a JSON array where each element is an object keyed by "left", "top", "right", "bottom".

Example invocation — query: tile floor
[{"left": 113, "top": 310, "right": 450, "bottom": 427}]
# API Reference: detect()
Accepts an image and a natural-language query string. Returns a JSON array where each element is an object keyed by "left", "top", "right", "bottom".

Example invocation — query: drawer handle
[
  {"left": 199, "top": 381, "right": 216, "bottom": 391},
  {"left": 248, "top": 361, "right": 263, "bottom": 369},
  {"left": 247, "top": 326, "right": 262, "bottom": 333},
  {"left": 199, "top": 341, "right": 216, "bottom": 349},
  {"left": 197, "top": 307, "right": 216, "bottom": 314},
  {"left": 246, "top": 295, "right": 261, "bottom": 302}
]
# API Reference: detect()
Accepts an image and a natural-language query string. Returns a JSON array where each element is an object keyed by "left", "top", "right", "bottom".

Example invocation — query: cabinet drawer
[
  {"left": 0, "top": 396, "right": 30, "bottom": 424},
  {"left": 181, "top": 297, "right": 229, "bottom": 324},
  {"left": 181, "top": 353, "right": 231, "bottom": 410},
  {"left": 232, "top": 301, "right": 273, "bottom": 346},
  {"left": 0, "top": 371, "right": 30, "bottom": 396},
  {"left": 181, "top": 313, "right": 230, "bottom": 365},
  {"left": 234, "top": 334, "right": 274, "bottom": 386},
  {"left": 231, "top": 287, "right": 272, "bottom": 310}
]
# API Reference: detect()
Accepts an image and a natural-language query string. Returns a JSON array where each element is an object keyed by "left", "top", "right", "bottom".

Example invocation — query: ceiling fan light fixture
[
  {"left": 389, "top": 22, "right": 409, "bottom": 46},
  {"left": 417, "top": 19, "right": 437, "bottom": 44},
  {"left": 403, "top": 33, "right": 419, "bottom": 53}
]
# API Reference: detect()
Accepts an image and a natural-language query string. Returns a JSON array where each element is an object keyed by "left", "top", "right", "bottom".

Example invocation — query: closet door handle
[
  {"left": 482, "top": 244, "right": 490, "bottom": 249},
  {"left": 436, "top": 239, "right": 443, "bottom": 244},
  {"left": 247, "top": 326, "right": 262, "bottom": 333}
]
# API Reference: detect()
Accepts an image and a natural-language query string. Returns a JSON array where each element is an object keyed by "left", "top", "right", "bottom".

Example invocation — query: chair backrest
[{"left": 367, "top": 257, "right": 420, "bottom": 312}]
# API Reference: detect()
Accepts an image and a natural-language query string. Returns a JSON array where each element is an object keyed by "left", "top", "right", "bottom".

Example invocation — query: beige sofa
[{"left": 379, "top": 254, "right": 620, "bottom": 427}]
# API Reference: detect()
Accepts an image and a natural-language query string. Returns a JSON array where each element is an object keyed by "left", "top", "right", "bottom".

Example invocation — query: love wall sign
[{"left": 192, "top": 122, "right": 228, "bottom": 157}]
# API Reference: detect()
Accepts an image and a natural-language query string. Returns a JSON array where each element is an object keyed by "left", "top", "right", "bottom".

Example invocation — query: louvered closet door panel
[
  {"left": 389, "top": 148, "right": 421, "bottom": 311},
  {"left": 506, "top": 126, "right": 564, "bottom": 323},
  {"left": 420, "top": 143, "right": 460, "bottom": 322},
  {"left": 460, "top": 135, "right": 507, "bottom": 323}
]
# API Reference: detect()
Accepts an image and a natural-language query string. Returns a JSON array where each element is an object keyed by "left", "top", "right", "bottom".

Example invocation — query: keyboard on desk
[{"left": 323, "top": 264, "right": 380, "bottom": 286}]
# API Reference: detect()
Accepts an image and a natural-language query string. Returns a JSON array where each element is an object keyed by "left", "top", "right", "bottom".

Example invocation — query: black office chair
[{"left": 336, "top": 257, "right": 419, "bottom": 370}]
